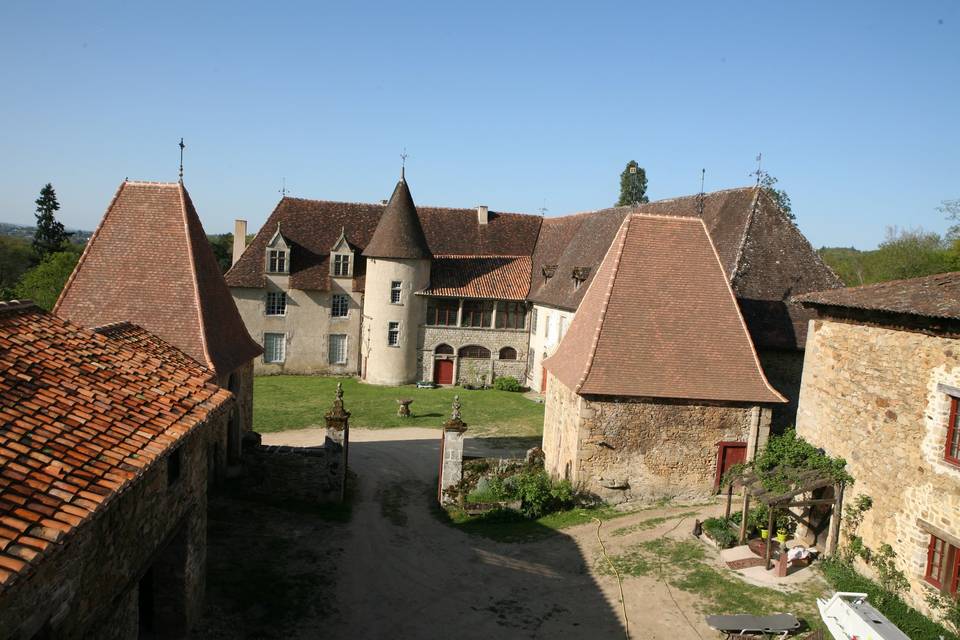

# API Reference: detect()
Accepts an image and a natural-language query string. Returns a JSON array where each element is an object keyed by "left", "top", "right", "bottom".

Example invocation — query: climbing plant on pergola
[{"left": 721, "top": 430, "right": 854, "bottom": 569}]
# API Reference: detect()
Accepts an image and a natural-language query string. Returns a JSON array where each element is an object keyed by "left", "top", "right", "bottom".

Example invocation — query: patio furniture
[
  {"left": 396, "top": 398, "right": 414, "bottom": 417},
  {"left": 705, "top": 613, "right": 801, "bottom": 638}
]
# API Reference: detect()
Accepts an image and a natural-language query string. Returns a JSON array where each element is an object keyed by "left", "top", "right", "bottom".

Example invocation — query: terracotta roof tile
[
  {"left": 544, "top": 215, "right": 786, "bottom": 404},
  {"left": 420, "top": 256, "right": 531, "bottom": 300},
  {"left": 53, "top": 180, "right": 262, "bottom": 375},
  {"left": 529, "top": 187, "right": 841, "bottom": 349},
  {"left": 794, "top": 271, "right": 960, "bottom": 320},
  {"left": 362, "top": 179, "right": 431, "bottom": 259},
  {"left": 0, "top": 301, "right": 232, "bottom": 592}
]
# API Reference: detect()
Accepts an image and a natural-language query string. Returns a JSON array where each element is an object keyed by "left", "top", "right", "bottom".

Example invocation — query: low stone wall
[{"left": 244, "top": 436, "right": 347, "bottom": 504}]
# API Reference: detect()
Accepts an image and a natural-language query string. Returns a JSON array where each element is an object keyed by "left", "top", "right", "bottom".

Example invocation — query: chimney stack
[
  {"left": 477, "top": 205, "right": 488, "bottom": 225},
  {"left": 232, "top": 219, "right": 247, "bottom": 265}
]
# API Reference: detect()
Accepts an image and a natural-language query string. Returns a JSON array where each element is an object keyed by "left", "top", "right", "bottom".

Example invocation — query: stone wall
[
  {"left": 796, "top": 317, "right": 960, "bottom": 615},
  {"left": 231, "top": 280, "right": 364, "bottom": 376},
  {"left": 418, "top": 325, "right": 529, "bottom": 385},
  {"left": 243, "top": 436, "right": 348, "bottom": 504},
  {"left": 0, "top": 403, "right": 232, "bottom": 639},
  {"left": 757, "top": 348, "right": 805, "bottom": 434},
  {"left": 542, "top": 373, "right": 769, "bottom": 504}
]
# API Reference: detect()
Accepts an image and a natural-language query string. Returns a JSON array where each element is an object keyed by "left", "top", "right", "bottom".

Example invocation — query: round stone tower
[{"left": 361, "top": 174, "right": 431, "bottom": 385}]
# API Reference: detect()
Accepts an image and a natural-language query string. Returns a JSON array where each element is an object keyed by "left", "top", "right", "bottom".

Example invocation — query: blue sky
[{"left": 1, "top": 1, "right": 957, "bottom": 249}]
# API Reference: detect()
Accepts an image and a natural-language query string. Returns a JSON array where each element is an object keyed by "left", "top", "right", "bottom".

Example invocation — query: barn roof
[
  {"left": 795, "top": 271, "right": 960, "bottom": 321},
  {"left": 544, "top": 214, "right": 786, "bottom": 403},
  {"left": 0, "top": 302, "right": 231, "bottom": 591},
  {"left": 53, "top": 180, "right": 262, "bottom": 375}
]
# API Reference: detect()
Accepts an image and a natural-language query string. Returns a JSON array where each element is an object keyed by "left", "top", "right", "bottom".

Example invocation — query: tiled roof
[
  {"left": 94, "top": 322, "right": 214, "bottom": 378},
  {"left": 0, "top": 302, "right": 232, "bottom": 591},
  {"left": 54, "top": 180, "right": 262, "bottom": 375},
  {"left": 420, "top": 256, "right": 532, "bottom": 300},
  {"left": 794, "top": 271, "right": 960, "bottom": 320},
  {"left": 225, "top": 188, "right": 542, "bottom": 291},
  {"left": 362, "top": 179, "right": 431, "bottom": 259},
  {"left": 529, "top": 187, "right": 842, "bottom": 350},
  {"left": 544, "top": 215, "right": 786, "bottom": 403}
]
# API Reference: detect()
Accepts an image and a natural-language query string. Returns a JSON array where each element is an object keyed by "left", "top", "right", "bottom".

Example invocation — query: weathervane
[
  {"left": 178, "top": 138, "right": 185, "bottom": 180},
  {"left": 537, "top": 199, "right": 548, "bottom": 216},
  {"left": 400, "top": 148, "right": 408, "bottom": 180},
  {"left": 698, "top": 168, "right": 706, "bottom": 217},
  {"left": 750, "top": 152, "right": 764, "bottom": 186},
  {"left": 279, "top": 177, "right": 288, "bottom": 197}
]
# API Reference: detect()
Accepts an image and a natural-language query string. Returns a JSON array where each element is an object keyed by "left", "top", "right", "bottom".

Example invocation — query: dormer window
[
  {"left": 329, "top": 228, "right": 355, "bottom": 278},
  {"left": 268, "top": 249, "right": 287, "bottom": 273},
  {"left": 572, "top": 267, "right": 591, "bottom": 290},
  {"left": 265, "top": 223, "right": 290, "bottom": 274},
  {"left": 542, "top": 265, "right": 557, "bottom": 284},
  {"left": 333, "top": 254, "right": 351, "bottom": 277}
]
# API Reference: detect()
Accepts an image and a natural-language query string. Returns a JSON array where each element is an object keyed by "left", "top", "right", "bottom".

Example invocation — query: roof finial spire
[
  {"left": 178, "top": 138, "right": 185, "bottom": 180},
  {"left": 400, "top": 148, "right": 408, "bottom": 181},
  {"left": 279, "top": 177, "right": 288, "bottom": 197},
  {"left": 698, "top": 168, "right": 706, "bottom": 217},
  {"left": 750, "top": 152, "right": 763, "bottom": 187}
]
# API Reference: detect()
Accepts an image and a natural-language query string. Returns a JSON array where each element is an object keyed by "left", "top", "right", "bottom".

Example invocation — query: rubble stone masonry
[
  {"left": 796, "top": 318, "right": 960, "bottom": 615},
  {"left": 418, "top": 326, "right": 528, "bottom": 385},
  {"left": 543, "top": 373, "right": 770, "bottom": 504},
  {"left": 0, "top": 405, "right": 231, "bottom": 639}
]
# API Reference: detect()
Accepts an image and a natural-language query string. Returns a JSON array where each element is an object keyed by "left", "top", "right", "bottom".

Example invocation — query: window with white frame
[
  {"left": 329, "top": 334, "right": 348, "bottom": 364},
  {"left": 266, "top": 291, "right": 287, "bottom": 316},
  {"left": 387, "top": 322, "right": 400, "bottom": 346},
  {"left": 531, "top": 308, "right": 538, "bottom": 333},
  {"left": 333, "top": 254, "right": 351, "bottom": 277},
  {"left": 263, "top": 333, "right": 285, "bottom": 363},
  {"left": 559, "top": 316, "right": 567, "bottom": 339},
  {"left": 331, "top": 294, "right": 349, "bottom": 318},
  {"left": 544, "top": 313, "right": 551, "bottom": 339},
  {"left": 390, "top": 281, "right": 402, "bottom": 304},
  {"left": 267, "top": 249, "right": 288, "bottom": 273}
]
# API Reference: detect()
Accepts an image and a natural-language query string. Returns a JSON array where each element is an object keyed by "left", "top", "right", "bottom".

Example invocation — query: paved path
[{"left": 263, "top": 427, "right": 628, "bottom": 639}]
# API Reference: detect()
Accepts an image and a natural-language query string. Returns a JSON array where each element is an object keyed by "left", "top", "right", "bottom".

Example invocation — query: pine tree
[
  {"left": 617, "top": 160, "right": 649, "bottom": 206},
  {"left": 33, "top": 183, "right": 69, "bottom": 257}
]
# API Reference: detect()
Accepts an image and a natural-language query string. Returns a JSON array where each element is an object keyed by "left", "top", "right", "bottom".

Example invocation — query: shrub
[
  {"left": 493, "top": 376, "right": 523, "bottom": 392},
  {"left": 512, "top": 470, "right": 575, "bottom": 518},
  {"left": 701, "top": 517, "right": 738, "bottom": 549},
  {"left": 820, "top": 557, "right": 958, "bottom": 640}
]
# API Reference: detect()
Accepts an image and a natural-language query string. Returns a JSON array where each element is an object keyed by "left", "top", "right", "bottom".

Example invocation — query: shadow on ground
[{"left": 193, "top": 432, "right": 626, "bottom": 639}]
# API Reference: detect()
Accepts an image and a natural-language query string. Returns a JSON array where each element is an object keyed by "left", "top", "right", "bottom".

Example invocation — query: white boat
[{"left": 817, "top": 592, "right": 911, "bottom": 640}]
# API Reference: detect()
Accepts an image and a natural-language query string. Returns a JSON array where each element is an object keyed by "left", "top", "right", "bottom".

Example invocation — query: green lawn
[{"left": 253, "top": 376, "right": 545, "bottom": 436}]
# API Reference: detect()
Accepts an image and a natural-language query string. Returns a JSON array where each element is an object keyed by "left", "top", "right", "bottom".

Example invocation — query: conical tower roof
[{"left": 362, "top": 177, "right": 431, "bottom": 259}]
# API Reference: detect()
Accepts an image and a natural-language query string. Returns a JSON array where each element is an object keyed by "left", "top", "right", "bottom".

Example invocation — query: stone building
[
  {"left": 794, "top": 272, "right": 960, "bottom": 614},
  {"left": 0, "top": 301, "right": 233, "bottom": 639},
  {"left": 527, "top": 188, "right": 841, "bottom": 432},
  {"left": 542, "top": 214, "right": 786, "bottom": 503},
  {"left": 54, "top": 179, "right": 262, "bottom": 466},
  {"left": 226, "top": 173, "right": 540, "bottom": 385}
]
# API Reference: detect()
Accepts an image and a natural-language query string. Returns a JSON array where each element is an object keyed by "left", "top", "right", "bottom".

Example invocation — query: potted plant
[
  {"left": 749, "top": 504, "right": 769, "bottom": 539},
  {"left": 776, "top": 513, "right": 792, "bottom": 543}
]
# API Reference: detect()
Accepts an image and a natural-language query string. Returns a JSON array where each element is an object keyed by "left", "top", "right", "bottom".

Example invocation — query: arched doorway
[{"left": 433, "top": 344, "right": 454, "bottom": 385}]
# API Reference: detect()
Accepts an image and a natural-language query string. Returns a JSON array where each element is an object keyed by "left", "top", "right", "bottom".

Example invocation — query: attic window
[
  {"left": 572, "top": 267, "right": 591, "bottom": 290},
  {"left": 332, "top": 254, "right": 351, "bottom": 277},
  {"left": 542, "top": 265, "right": 557, "bottom": 282},
  {"left": 267, "top": 249, "right": 288, "bottom": 274}
]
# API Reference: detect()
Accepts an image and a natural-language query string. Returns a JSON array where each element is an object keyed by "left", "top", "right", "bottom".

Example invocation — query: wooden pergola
[{"left": 723, "top": 465, "right": 845, "bottom": 570}]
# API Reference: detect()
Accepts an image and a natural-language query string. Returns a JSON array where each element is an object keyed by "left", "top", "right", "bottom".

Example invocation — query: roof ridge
[
  {"left": 178, "top": 182, "right": 216, "bottom": 370},
  {"left": 697, "top": 216, "right": 786, "bottom": 402},
  {"left": 433, "top": 254, "right": 528, "bottom": 259},
  {"left": 574, "top": 216, "right": 631, "bottom": 394},
  {"left": 0, "top": 299, "right": 37, "bottom": 315},
  {"left": 53, "top": 180, "right": 128, "bottom": 315},
  {"left": 123, "top": 180, "right": 179, "bottom": 187},
  {"left": 729, "top": 188, "right": 762, "bottom": 284},
  {"left": 280, "top": 195, "right": 535, "bottom": 218},
  {"left": 547, "top": 185, "right": 758, "bottom": 220}
]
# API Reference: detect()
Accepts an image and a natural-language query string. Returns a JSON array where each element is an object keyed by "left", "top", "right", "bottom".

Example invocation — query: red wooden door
[
  {"left": 541, "top": 366, "right": 548, "bottom": 393},
  {"left": 715, "top": 442, "right": 747, "bottom": 490},
  {"left": 434, "top": 359, "right": 453, "bottom": 385}
]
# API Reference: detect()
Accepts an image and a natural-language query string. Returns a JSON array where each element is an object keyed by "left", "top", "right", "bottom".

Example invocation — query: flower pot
[
  {"left": 760, "top": 528, "right": 769, "bottom": 539},
  {"left": 776, "top": 532, "right": 788, "bottom": 543}
]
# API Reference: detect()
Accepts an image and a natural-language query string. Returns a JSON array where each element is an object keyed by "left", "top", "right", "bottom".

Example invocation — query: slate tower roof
[
  {"left": 544, "top": 214, "right": 786, "bottom": 404},
  {"left": 362, "top": 178, "right": 431, "bottom": 260},
  {"left": 54, "top": 180, "right": 262, "bottom": 375}
]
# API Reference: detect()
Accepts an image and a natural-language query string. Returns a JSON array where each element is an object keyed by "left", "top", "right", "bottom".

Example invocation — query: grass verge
[
  {"left": 254, "top": 375, "right": 544, "bottom": 436},
  {"left": 435, "top": 503, "right": 629, "bottom": 543}
]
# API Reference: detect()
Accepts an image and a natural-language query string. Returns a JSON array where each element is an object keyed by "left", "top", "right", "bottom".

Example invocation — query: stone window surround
[
  {"left": 265, "top": 291, "right": 287, "bottom": 317},
  {"left": 918, "top": 518, "right": 960, "bottom": 594},
  {"left": 331, "top": 253, "right": 351, "bottom": 277},
  {"left": 387, "top": 321, "right": 400, "bottom": 347},
  {"left": 331, "top": 294, "right": 349, "bottom": 318},
  {"left": 263, "top": 332, "right": 286, "bottom": 363},
  {"left": 390, "top": 281, "right": 403, "bottom": 305},
  {"left": 266, "top": 248, "right": 288, "bottom": 274},
  {"left": 328, "top": 334, "right": 348, "bottom": 365},
  {"left": 931, "top": 382, "right": 960, "bottom": 473}
]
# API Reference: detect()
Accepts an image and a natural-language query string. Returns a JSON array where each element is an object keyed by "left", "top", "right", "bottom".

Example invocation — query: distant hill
[
  {"left": 819, "top": 241, "right": 957, "bottom": 287},
  {"left": 0, "top": 222, "right": 92, "bottom": 244}
]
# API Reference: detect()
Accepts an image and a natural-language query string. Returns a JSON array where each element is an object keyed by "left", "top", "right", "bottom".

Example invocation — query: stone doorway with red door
[
  {"left": 714, "top": 441, "right": 747, "bottom": 491},
  {"left": 433, "top": 358, "right": 454, "bottom": 385}
]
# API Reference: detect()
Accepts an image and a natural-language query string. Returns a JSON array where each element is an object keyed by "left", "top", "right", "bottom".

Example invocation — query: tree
[
  {"left": 939, "top": 198, "right": 960, "bottom": 241},
  {"left": 759, "top": 173, "right": 794, "bottom": 221},
  {"left": 617, "top": 160, "right": 649, "bottom": 206},
  {"left": 14, "top": 248, "right": 81, "bottom": 310},
  {"left": 33, "top": 183, "right": 69, "bottom": 257},
  {"left": 0, "top": 236, "right": 36, "bottom": 298},
  {"left": 207, "top": 233, "right": 234, "bottom": 273}
]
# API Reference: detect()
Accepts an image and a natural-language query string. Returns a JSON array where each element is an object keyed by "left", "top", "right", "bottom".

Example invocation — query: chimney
[
  {"left": 477, "top": 205, "right": 488, "bottom": 225},
  {"left": 232, "top": 219, "right": 247, "bottom": 265}
]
